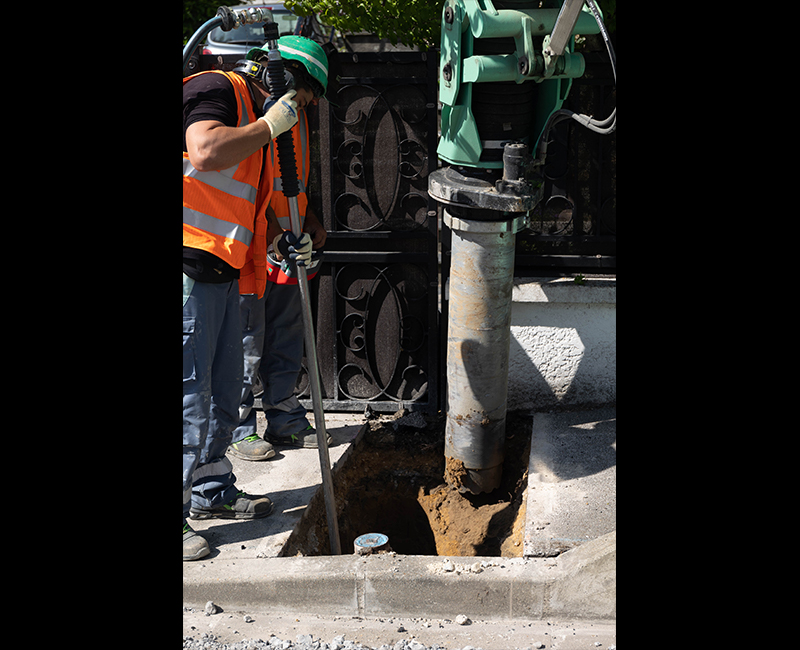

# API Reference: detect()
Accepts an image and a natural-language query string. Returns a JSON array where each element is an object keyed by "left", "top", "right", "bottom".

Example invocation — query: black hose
[
  {"left": 534, "top": 0, "right": 616, "bottom": 160},
  {"left": 264, "top": 24, "right": 301, "bottom": 200},
  {"left": 584, "top": 0, "right": 616, "bottom": 82}
]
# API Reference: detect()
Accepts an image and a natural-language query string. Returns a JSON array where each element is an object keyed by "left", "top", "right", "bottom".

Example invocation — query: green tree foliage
[
  {"left": 285, "top": 0, "right": 443, "bottom": 49},
  {"left": 187, "top": 0, "right": 615, "bottom": 53},
  {"left": 598, "top": 0, "right": 615, "bottom": 35}
]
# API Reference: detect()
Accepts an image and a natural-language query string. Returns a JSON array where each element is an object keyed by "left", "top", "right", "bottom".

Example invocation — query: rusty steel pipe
[
  {"left": 431, "top": 143, "right": 538, "bottom": 495},
  {"left": 443, "top": 208, "right": 526, "bottom": 494}
]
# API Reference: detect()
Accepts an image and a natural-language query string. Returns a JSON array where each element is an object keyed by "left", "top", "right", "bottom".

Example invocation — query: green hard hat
[{"left": 247, "top": 36, "right": 329, "bottom": 98}]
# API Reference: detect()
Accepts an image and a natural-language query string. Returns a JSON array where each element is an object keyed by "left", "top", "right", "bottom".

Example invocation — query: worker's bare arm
[
  {"left": 186, "top": 119, "right": 272, "bottom": 172},
  {"left": 303, "top": 205, "right": 327, "bottom": 249}
]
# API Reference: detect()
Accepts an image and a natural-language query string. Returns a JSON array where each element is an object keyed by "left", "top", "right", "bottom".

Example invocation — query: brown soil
[
  {"left": 442, "top": 455, "right": 469, "bottom": 490},
  {"left": 281, "top": 410, "right": 531, "bottom": 557}
]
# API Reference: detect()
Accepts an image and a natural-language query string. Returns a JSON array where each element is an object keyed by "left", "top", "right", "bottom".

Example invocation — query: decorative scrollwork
[
  {"left": 600, "top": 196, "right": 616, "bottom": 235},
  {"left": 333, "top": 192, "right": 379, "bottom": 231},
  {"left": 333, "top": 263, "right": 429, "bottom": 403},
  {"left": 331, "top": 82, "right": 431, "bottom": 232},
  {"left": 398, "top": 139, "right": 427, "bottom": 179},
  {"left": 535, "top": 195, "right": 575, "bottom": 236},
  {"left": 333, "top": 139, "right": 364, "bottom": 180},
  {"left": 339, "top": 312, "right": 367, "bottom": 353},
  {"left": 311, "top": 56, "right": 440, "bottom": 411}
]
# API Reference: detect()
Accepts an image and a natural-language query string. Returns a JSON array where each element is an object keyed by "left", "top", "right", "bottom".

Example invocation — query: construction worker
[
  {"left": 228, "top": 36, "right": 333, "bottom": 463},
  {"left": 183, "top": 45, "right": 315, "bottom": 561}
]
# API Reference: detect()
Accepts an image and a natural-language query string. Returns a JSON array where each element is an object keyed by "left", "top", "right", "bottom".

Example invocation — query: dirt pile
[{"left": 282, "top": 411, "right": 531, "bottom": 557}]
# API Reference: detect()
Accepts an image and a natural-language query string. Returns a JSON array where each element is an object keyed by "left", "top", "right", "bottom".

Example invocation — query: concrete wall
[{"left": 508, "top": 277, "right": 616, "bottom": 410}]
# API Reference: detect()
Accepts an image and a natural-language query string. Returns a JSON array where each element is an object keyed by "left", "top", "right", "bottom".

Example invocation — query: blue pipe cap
[
  {"left": 354, "top": 533, "right": 389, "bottom": 548},
  {"left": 354, "top": 533, "right": 391, "bottom": 554}
]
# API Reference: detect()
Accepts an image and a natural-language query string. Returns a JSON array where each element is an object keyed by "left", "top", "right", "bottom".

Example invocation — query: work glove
[
  {"left": 260, "top": 90, "right": 298, "bottom": 140},
  {"left": 273, "top": 231, "right": 313, "bottom": 266}
]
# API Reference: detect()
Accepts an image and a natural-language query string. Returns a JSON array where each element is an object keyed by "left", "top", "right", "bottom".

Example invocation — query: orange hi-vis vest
[
  {"left": 183, "top": 70, "right": 272, "bottom": 297},
  {"left": 241, "top": 110, "right": 312, "bottom": 291}
]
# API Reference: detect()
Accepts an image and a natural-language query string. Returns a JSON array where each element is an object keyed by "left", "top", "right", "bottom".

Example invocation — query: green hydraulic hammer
[
  {"left": 429, "top": 0, "right": 615, "bottom": 494},
  {"left": 437, "top": 0, "right": 610, "bottom": 170}
]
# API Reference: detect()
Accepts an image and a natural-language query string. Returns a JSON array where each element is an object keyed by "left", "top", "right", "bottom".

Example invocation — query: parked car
[{"left": 202, "top": 2, "right": 329, "bottom": 57}]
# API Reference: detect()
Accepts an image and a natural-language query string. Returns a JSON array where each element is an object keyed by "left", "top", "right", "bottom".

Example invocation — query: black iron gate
[{"left": 299, "top": 51, "right": 441, "bottom": 414}]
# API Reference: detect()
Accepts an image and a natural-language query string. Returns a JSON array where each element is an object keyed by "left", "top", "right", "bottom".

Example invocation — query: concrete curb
[
  {"left": 183, "top": 531, "right": 615, "bottom": 621},
  {"left": 184, "top": 409, "right": 615, "bottom": 622}
]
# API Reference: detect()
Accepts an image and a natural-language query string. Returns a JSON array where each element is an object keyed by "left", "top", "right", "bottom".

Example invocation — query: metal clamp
[
  {"left": 218, "top": 5, "right": 273, "bottom": 30},
  {"left": 444, "top": 210, "right": 529, "bottom": 233}
]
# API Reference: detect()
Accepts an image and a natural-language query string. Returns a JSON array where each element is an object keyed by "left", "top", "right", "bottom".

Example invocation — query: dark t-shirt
[{"left": 183, "top": 72, "right": 264, "bottom": 283}]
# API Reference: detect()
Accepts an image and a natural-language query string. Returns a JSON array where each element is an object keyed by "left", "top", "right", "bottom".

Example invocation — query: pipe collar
[{"left": 444, "top": 210, "right": 529, "bottom": 233}]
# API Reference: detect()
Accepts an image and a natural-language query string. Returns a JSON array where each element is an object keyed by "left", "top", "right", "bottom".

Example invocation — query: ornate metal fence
[{"left": 300, "top": 51, "right": 441, "bottom": 414}]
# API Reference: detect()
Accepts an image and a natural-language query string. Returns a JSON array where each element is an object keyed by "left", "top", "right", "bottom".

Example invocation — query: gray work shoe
[
  {"left": 228, "top": 434, "right": 276, "bottom": 461},
  {"left": 183, "top": 523, "right": 210, "bottom": 561},
  {"left": 265, "top": 425, "right": 332, "bottom": 449},
  {"left": 189, "top": 491, "right": 274, "bottom": 520}
]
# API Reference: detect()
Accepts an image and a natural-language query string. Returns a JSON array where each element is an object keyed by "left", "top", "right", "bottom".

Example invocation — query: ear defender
[
  {"left": 234, "top": 59, "right": 268, "bottom": 84},
  {"left": 234, "top": 59, "right": 295, "bottom": 96}
]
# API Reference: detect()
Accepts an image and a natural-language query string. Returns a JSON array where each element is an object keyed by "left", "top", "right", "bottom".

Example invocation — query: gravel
[
  {"left": 182, "top": 629, "right": 617, "bottom": 650},
  {"left": 183, "top": 606, "right": 616, "bottom": 650},
  {"left": 182, "top": 633, "right": 486, "bottom": 650}
]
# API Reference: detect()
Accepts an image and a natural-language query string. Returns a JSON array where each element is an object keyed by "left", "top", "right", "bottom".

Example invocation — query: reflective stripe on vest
[
  {"left": 183, "top": 206, "right": 253, "bottom": 247},
  {"left": 183, "top": 158, "right": 258, "bottom": 204},
  {"left": 183, "top": 71, "right": 262, "bottom": 269}
]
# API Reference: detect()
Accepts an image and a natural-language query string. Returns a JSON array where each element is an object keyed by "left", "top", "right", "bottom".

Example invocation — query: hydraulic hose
[
  {"left": 183, "top": 5, "right": 275, "bottom": 75},
  {"left": 265, "top": 48, "right": 301, "bottom": 200},
  {"left": 585, "top": 0, "right": 616, "bottom": 81},
  {"left": 534, "top": 0, "right": 616, "bottom": 163},
  {"left": 183, "top": 15, "right": 222, "bottom": 74}
]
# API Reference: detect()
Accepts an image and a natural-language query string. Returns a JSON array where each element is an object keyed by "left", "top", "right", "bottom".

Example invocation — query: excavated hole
[{"left": 281, "top": 411, "right": 531, "bottom": 557}]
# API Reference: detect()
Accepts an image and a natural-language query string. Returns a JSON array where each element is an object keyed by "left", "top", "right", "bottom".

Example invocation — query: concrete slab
[
  {"left": 184, "top": 407, "right": 616, "bottom": 623},
  {"left": 187, "top": 410, "right": 366, "bottom": 559},
  {"left": 524, "top": 407, "right": 616, "bottom": 558}
]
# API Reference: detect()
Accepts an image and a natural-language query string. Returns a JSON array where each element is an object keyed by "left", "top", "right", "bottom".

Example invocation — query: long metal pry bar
[{"left": 264, "top": 23, "right": 341, "bottom": 555}]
